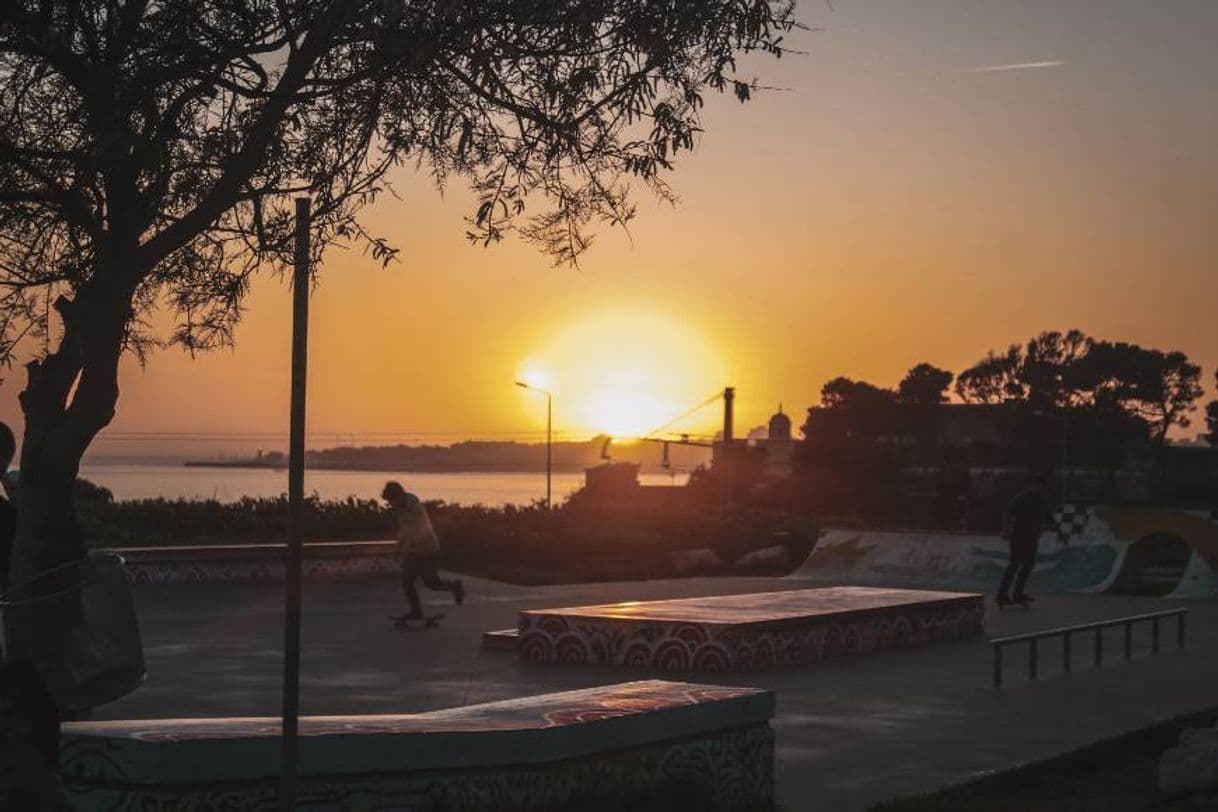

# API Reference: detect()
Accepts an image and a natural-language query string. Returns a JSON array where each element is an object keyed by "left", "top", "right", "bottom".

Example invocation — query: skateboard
[
  {"left": 388, "top": 613, "right": 445, "bottom": 629},
  {"left": 996, "top": 598, "right": 1032, "bottom": 611}
]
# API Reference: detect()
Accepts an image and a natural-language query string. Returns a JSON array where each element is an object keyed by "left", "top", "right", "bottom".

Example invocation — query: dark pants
[
  {"left": 400, "top": 553, "right": 458, "bottom": 616},
  {"left": 998, "top": 533, "right": 1039, "bottom": 601}
]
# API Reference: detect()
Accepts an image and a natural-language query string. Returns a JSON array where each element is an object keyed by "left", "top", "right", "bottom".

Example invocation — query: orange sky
[{"left": 3, "top": 0, "right": 1216, "bottom": 460}]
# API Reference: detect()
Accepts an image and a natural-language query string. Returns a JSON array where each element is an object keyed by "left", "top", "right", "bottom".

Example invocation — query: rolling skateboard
[
  {"left": 389, "top": 613, "right": 445, "bottom": 629},
  {"left": 996, "top": 598, "right": 1032, "bottom": 611}
]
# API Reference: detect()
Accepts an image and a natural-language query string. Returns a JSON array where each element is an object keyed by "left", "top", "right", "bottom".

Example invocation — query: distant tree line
[{"left": 802, "top": 330, "right": 1212, "bottom": 448}]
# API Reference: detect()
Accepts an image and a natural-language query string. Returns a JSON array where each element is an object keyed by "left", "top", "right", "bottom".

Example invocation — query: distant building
[{"left": 763, "top": 406, "right": 794, "bottom": 478}]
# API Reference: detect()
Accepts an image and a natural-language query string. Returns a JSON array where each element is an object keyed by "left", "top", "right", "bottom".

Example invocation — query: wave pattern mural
[{"left": 790, "top": 506, "right": 1218, "bottom": 598}]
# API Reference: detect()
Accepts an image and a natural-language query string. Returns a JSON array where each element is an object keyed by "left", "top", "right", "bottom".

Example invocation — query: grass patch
[{"left": 870, "top": 707, "right": 1218, "bottom": 812}]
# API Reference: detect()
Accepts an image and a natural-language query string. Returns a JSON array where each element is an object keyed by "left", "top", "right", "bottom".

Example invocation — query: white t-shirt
[{"left": 395, "top": 493, "right": 440, "bottom": 556}]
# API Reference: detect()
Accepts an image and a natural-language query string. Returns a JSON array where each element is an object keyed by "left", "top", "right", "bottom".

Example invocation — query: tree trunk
[{"left": 4, "top": 293, "right": 124, "bottom": 683}]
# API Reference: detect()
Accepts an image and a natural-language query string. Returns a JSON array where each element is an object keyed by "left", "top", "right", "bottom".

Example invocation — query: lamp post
[
  {"left": 1033, "top": 409, "right": 1070, "bottom": 506},
  {"left": 516, "top": 381, "right": 553, "bottom": 508}
]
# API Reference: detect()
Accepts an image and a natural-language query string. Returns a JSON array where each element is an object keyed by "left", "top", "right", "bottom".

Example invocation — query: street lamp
[{"left": 515, "top": 381, "right": 552, "bottom": 508}]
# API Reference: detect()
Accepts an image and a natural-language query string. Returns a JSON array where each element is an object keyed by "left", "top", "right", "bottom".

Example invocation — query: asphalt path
[{"left": 98, "top": 574, "right": 1218, "bottom": 811}]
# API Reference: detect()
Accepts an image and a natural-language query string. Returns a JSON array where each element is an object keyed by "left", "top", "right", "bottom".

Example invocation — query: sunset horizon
[{"left": 3, "top": 0, "right": 1216, "bottom": 460}]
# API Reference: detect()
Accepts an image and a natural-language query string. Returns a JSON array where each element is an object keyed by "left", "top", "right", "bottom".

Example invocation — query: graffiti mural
[{"left": 790, "top": 506, "right": 1218, "bottom": 598}]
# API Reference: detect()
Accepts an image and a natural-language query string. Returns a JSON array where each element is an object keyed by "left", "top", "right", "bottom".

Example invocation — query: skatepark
[{"left": 63, "top": 507, "right": 1218, "bottom": 810}]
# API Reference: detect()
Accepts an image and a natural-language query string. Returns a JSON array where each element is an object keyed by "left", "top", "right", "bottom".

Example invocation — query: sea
[{"left": 77, "top": 463, "right": 689, "bottom": 506}]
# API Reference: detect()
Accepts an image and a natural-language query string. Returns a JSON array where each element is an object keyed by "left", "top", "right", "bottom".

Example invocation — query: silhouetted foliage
[
  {"left": 1205, "top": 372, "right": 1218, "bottom": 447},
  {"left": 955, "top": 330, "right": 1203, "bottom": 442},
  {"left": 954, "top": 344, "right": 1024, "bottom": 404},
  {"left": 0, "top": 1, "right": 798, "bottom": 588},
  {"left": 76, "top": 492, "right": 816, "bottom": 584},
  {"left": 897, "top": 363, "right": 953, "bottom": 405},
  {"left": 792, "top": 332, "right": 1211, "bottom": 527},
  {"left": 1073, "top": 341, "right": 1204, "bottom": 442}
]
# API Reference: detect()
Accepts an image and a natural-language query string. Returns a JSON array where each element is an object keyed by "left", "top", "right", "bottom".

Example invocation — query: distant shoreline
[{"left": 182, "top": 460, "right": 647, "bottom": 474}]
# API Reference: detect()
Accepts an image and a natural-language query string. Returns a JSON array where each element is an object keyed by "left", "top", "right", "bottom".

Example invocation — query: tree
[
  {"left": 1205, "top": 372, "right": 1218, "bottom": 447},
  {"left": 955, "top": 345, "right": 1024, "bottom": 404},
  {"left": 1020, "top": 329, "right": 1091, "bottom": 409},
  {"left": 0, "top": 2, "right": 795, "bottom": 662},
  {"left": 818, "top": 376, "right": 895, "bottom": 410},
  {"left": 1075, "top": 342, "right": 1203, "bottom": 442},
  {"left": 955, "top": 330, "right": 1091, "bottom": 407},
  {"left": 897, "top": 362, "right": 953, "bottom": 405},
  {"left": 802, "top": 376, "right": 900, "bottom": 444}
]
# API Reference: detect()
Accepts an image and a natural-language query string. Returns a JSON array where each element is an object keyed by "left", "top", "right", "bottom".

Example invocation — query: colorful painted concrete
[
  {"left": 62, "top": 680, "right": 775, "bottom": 811},
  {"left": 517, "top": 586, "right": 984, "bottom": 671},
  {"left": 796, "top": 506, "right": 1218, "bottom": 598},
  {"left": 113, "top": 540, "right": 398, "bottom": 583}
]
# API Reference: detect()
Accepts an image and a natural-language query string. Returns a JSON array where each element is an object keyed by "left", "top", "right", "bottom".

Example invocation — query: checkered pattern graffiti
[{"left": 1052, "top": 504, "right": 1091, "bottom": 543}]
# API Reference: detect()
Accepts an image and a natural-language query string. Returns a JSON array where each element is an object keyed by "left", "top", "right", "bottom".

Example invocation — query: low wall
[
  {"left": 109, "top": 539, "right": 397, "bottom": 583},
  {"left": 61, "top": 680, "right": 776, "bottom": 812}
]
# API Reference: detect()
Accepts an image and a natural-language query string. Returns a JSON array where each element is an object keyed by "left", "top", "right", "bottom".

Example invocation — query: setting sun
[{"left": 518, "top": 310, "right": 726, "bottom": 438}]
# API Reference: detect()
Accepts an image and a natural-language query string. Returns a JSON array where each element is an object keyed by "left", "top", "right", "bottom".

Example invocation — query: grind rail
[{"left": 991, "top": 608, "right": 1187, "bottom": 688}]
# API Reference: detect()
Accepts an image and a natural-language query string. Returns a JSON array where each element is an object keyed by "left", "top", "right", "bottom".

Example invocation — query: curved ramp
[{"left": 788, "top": 506, "right": 1218, "bottom": 599}]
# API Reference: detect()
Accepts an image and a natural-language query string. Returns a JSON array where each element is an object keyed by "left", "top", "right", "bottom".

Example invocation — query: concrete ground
[{"left": 99, "top": 575, "right": 1218, "bottom": 811}]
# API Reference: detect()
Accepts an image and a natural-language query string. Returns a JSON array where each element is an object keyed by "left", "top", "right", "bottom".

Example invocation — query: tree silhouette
[
  {"left": 955, "top": 345, "right": 1023, "bottom": 404},
  {"left": 1205, "top": 372, "right": 1218, "bottom": 447},
  {"left": 0, "top": 1, "right": 796, "bottom": 656},
  {"left": 897, "top": 362, "right": 953, "bottom": 405},
  {"left": 955, "top": 330, "right": 1202, "bottom": 443},
  {"left": 1074, "top": 341, "right": 1203, "bottom": 442}
]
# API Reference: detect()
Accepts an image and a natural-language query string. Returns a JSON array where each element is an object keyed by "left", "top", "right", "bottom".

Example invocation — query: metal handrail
[{"left": 991, "top": 608, "right": 1187, "bottom": 688}]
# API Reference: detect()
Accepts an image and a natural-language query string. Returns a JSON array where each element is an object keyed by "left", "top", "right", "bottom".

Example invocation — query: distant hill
[{"left": 186, "top": 435, "right": 711, "bottom": 474}]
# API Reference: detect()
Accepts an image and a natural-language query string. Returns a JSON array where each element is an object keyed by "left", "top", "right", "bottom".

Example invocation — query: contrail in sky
[{"left": 965, "top": 61, "right": 1065, "bottom": 73}]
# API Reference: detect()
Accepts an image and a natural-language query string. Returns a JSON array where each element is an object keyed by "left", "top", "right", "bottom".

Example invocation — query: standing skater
[
  {"left": 997, "top": 470, "right": 1054, "bottom": 608},
  {"left": 382, "top": 481, "right": 463, "bottom": 621}
]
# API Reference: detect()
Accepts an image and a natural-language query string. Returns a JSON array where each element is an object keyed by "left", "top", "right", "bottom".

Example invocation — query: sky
[{"left": 4, "top": 0, "right": 1217, "bottom": 461}]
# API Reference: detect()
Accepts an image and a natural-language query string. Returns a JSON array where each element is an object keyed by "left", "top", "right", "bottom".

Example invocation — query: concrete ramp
[{"left": 788, "top": 506, "right": 1218, "bottom": 599}]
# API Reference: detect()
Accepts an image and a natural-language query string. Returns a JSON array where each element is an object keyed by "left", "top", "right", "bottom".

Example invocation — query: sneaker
[{"left": 454, "top": 580, "right": 465, "bottom": 606}]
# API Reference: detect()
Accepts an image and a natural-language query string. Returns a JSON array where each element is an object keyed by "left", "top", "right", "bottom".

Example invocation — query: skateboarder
[
  {"left": 381, "top": 481, "right": 464, "bottom": 620},
  {"left": 997, "top": 470, "right": 1054, "bottom": 607}
]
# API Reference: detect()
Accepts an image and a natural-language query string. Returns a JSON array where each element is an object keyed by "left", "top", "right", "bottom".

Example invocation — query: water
[{"left": 77, "top": 463, "right": 689, "bottom": 506}]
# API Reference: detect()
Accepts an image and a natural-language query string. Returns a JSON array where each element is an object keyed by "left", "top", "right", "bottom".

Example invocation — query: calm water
[{"left": 77, "top": 464, "right": 688, "bottom": 506}]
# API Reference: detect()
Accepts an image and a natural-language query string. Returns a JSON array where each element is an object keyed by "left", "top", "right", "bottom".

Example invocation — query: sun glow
[{"left": 518, "top": 310, "right": 725, "bottom": 438}]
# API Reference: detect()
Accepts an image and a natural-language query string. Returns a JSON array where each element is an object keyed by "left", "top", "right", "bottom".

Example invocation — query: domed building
[{"left": 765, "top": 405, "right": 794, "bottom": 478}]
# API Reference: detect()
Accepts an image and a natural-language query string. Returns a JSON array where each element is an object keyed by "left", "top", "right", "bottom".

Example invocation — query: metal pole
[
  {"left": 280, "top": 197, "right": 310, "bottom": 810},
  {"left": 545, "top": 393, "right": 552, "bottom": 509},
  {"left": 1060, "top": 417, "right": 1069, "bottom": 505},
  {"left": 722, "top": 386, "right": 735, "bottom": 504}
]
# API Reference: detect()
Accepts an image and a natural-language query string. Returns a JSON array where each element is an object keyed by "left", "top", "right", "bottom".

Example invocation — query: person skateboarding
[
  {"left": 382, "top": 481, "right": 463, "bottom": 622},
  {"left": 997, "top": 470, "right": 1054, "bottom": 608}
]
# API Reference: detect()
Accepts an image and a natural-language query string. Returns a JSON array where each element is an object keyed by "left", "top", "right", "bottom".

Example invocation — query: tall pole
[
  {"left": 1060, "top": 416, "right": 1070, "bottom": 507},
  {"left": 280, "top": 197, "right": 310, "bottom": 809},
  {"left": 722, "top": 386, "right": 735, "bottom": 504},
  {"left": 546, "top": 392, "right": 553, "bottom": 509}
]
